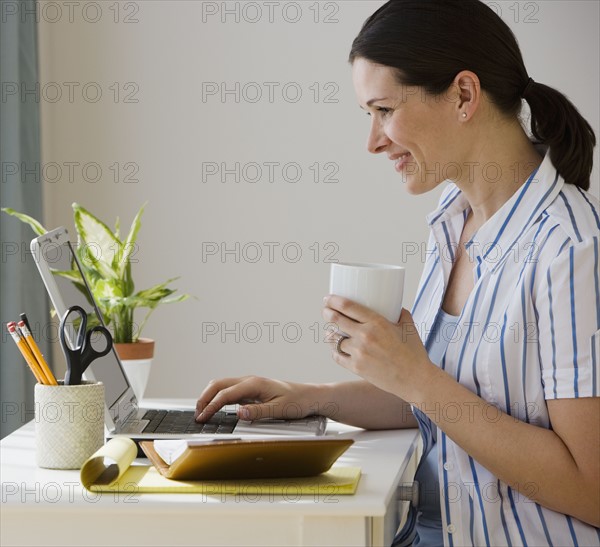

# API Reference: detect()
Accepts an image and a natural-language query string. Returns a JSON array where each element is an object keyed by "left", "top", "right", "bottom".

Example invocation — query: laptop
[{"left": 30, "top": 227, "right": 327, "bottom": 441}]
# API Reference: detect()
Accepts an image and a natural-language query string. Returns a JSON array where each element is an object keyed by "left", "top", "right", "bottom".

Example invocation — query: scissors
[{"left": 59, "top": 305, "right": 113, "bottom": 385}]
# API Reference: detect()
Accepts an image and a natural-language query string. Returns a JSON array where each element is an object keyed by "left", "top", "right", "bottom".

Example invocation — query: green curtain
[{"left": 0, "top": 1, "right": 50, "bottom": 438}]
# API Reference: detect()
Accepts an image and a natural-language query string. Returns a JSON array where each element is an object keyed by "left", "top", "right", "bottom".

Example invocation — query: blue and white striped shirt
[{"left": 410, "top": 146, "right": 600, "bottom": 546}]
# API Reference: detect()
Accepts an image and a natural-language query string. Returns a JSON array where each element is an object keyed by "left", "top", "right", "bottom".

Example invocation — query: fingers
[
  {"left": 335, "top": 333, "right": 352, "bottom": 357},
  {"left": 323, "top": 295, "right": 376, "bottom": 324},
  {"left": 196, "top": 377, "right": 310, "bottom": 422},
  {"left": 322, "top": 296, "right": 365, "bottom": 357},
  {"left": 323, "top": 295, "right": 388, "bottom": 339},
  {"left": 238, "top": 402, "right": 286, "bottom": 421},
  {"left": 398, "top": 308, "right": 414, "bottom": 324},
  {"left": 324, "top": 326, "right": 352, "bottom": 355},
  {"left": 195, "top": 377, "right": 260, "bottom": 421},
  {"left": 322, "top": 296, "right": 387, "bottom": 351},
  {"left": 322, "top": 306, "right": 359, "bottom": 338},
  {"left": 324, "top": 307, "right": 413, "bottom": 370}
]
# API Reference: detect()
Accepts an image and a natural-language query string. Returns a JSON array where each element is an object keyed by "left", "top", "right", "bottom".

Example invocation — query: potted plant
[{"left": 3, "top": 203, "right": 190, "bottom": 398}]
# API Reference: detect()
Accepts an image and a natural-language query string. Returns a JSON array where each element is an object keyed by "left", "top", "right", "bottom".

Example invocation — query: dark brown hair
[{"left": 349, "top": 0, "right": 596, "bottom": 190}]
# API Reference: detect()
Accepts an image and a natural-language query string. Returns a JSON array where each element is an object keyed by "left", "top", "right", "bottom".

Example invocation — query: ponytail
[
  {"left": 349, "top": 0, "right": 597, "bottom": 190},
  {"left": 524, "top": 81, "right": 596, "bottom": 190}
]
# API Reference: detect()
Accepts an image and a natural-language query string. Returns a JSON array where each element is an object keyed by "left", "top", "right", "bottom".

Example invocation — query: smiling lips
[{"left": 392, "top": 151, "right": 412, "bottom": 172}]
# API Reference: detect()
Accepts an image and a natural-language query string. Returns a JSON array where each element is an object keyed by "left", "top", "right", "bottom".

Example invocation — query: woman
[{"left": 196, "top": 1, "right": 600, "bottom": 545}]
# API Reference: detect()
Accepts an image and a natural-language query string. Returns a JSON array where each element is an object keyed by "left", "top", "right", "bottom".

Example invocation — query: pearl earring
[{"left": 462, "top": 113, "right": 467, "bottom": 118}]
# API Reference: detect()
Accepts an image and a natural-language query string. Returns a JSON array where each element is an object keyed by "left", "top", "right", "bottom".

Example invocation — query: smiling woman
[
  {"left": 348, "top": 0, "right": 595, "bottom": 193},
  {"left": 343, "top": 1, "right": 599, "bottom": 545},
  {"left": 195, "top": 1, "right": 599, "bottom": 546}
]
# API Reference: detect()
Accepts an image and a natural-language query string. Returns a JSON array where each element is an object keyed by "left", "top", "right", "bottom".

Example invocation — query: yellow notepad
[{"left": 80, "top": 437, "right": 361, "bottom": 495}]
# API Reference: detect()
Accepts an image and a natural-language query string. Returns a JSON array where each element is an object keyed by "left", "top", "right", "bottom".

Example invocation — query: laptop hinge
[{"left": 111, "top": 392, "right": 138, "bottom": 427}]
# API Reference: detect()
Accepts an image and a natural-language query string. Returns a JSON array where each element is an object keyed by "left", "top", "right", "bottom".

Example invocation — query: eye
[{"left": 364, "top": 106, "right": 392, "bottom": 118}]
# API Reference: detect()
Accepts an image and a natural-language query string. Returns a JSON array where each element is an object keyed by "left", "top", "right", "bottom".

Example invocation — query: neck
[{"left": 453, "top": 121, "right": 543, "bottom": 229}]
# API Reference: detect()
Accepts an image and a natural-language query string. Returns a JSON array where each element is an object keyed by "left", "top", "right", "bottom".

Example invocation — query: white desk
[{"left": 1, "top": 399, "right": 420, "bottom": 547}]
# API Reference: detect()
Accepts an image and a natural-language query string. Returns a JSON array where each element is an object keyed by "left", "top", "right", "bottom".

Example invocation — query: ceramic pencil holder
[{"left": 34, "top": 381, "right": 105, "bottom": 469}]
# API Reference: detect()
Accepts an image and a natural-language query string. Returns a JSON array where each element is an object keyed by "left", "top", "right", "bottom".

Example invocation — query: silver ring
[{"left": 335, "top": 334, "right": 350, "bottom": 356}]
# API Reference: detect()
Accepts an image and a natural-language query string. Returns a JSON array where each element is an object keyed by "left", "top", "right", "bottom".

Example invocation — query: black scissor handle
[
  {"left": 60, "top": 305, "right": 88, "bottom": 385},
  {"left": 60, "top": 306, "right": 112, "bottom": 385},
  {"left": 59, "top": 305, "right": 88, "bottom": 352},
  {"left": 80, "top": 325, "right": 113, "bottom": 370}
]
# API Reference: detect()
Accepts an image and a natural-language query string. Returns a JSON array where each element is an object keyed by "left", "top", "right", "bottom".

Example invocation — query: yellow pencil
[
  {"left": 7, "top": 322, "right": 46, "bottom": 384},
  {"left": 17, "top": 320, "right": 58, "bottom": 386}
]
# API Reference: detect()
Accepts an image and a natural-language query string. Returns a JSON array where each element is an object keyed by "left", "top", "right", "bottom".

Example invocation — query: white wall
[{"left": 36, "top": 1, "right": 599, "bottom": 398}]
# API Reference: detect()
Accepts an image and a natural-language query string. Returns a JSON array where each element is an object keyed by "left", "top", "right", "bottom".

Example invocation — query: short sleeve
[{"left": 535, "top": 237, "right": 600, "bottom": 399}]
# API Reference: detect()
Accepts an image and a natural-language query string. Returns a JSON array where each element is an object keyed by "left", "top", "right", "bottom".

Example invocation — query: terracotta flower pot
[
  {"left": 114, "top": 338, "right": 155, "bottom": 401},
  {"left": 114, "top": 338, "right": 155, "bottom": 360}
]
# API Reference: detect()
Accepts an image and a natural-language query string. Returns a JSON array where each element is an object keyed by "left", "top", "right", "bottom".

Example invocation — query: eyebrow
[
  {"left": 359, "top": 97, "right": 388, "bottom": 110},
  {"left": 366, "top": 97, "right": 387, "bottom": 106}
]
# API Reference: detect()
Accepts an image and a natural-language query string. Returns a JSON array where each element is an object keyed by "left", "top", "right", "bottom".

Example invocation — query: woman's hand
[
  {"left": 322, "top": 295, "right": 433, "bottom": 400},
  {"left": 195, "top": 376, "right": 328, "bottom": 422}
]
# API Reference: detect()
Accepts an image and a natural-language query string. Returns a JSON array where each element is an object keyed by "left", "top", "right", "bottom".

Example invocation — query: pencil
[
  {"left": 7, "top": 322, "right": 46, "bottom": 384},
  {"left": 20, "top": 313, "right": 32, "bottom": 333},
  {"left": 17, "top": 320, "right": 58, "bottom": 386}
]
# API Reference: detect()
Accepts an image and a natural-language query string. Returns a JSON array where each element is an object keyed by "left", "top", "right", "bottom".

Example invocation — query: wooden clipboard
[{"left": 140, "top": 438, "right": 354, "bottom": 481}]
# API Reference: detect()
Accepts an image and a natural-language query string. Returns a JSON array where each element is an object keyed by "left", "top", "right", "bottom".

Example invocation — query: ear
[{"left": 452, "top": 70, "right": 481, "bottom": 121}]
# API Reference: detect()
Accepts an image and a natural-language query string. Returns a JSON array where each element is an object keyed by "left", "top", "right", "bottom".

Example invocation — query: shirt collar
[{"left": 426, "top": 146, "right": 564, "bottom": 274}]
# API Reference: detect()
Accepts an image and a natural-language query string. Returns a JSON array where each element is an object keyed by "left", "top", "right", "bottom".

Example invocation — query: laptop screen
[{"left": 46, "top": 238, "right": 130, "bottom": 408}]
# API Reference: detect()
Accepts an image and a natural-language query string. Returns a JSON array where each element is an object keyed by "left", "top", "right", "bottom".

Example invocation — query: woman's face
[{"left": 352, "top": 58, "right": 464, "bottom": 195}]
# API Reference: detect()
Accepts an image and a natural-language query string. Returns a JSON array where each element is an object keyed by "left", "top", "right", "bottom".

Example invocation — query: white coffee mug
[{"left": 329, "top": 263, "right": 405, "bottom": 323}]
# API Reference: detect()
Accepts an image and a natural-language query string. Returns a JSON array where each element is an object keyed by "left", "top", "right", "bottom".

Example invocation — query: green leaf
[
  {"left": 159, "top": 294, "right": 190, "bottom": 305},
  {"left": 50, "top": 268, "right": 84, "bottom": 284},
  {"left": 1, "top": 208, "right": 47, "bottom": 235},
  {"left": 134, "top": 277, "right": 179, "bottom": 300},
  {"left": 119, "top": 203, "right": 146, "bottom": 278},
  {"left": 72, "top": 203, "right": 121, "bottom": 280},
  {"left": 94, "top": 278, "right": 124, "bottom": 299},
  {"left": 123, "top": 261, "right": 134, "bottom": 298}
]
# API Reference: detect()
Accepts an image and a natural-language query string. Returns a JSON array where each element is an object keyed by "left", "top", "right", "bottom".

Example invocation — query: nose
[{"left": 366, "top": 118, "right": 390, "bottom": 154}]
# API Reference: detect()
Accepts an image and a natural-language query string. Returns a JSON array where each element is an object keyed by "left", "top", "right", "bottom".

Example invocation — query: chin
[{"left": 403, "top": 176, "right": 437, "bottom": 195}]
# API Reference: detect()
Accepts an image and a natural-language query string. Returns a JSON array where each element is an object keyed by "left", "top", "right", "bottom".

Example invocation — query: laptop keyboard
[{"left": 142, "top": 409, "right": 238, "bottom": 434}]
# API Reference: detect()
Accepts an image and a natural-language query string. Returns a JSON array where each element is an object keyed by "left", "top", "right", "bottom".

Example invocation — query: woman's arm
[
  {"left": 195, "top": 376, "right": 417, "bottom": 430},
  {"left": 414, "top": 366, "right": 600, "bottom": 527},
  {"left": 317, "top": 380, "right": 418, "bottom": 429},
  {"left": 323, "top": 297, "right": 600, "bottom": 527}
]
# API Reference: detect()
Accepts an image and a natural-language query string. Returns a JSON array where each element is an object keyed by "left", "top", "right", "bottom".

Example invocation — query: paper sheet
[{"left": 80, "top": 436, "right": 138, "bottom": 489}]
